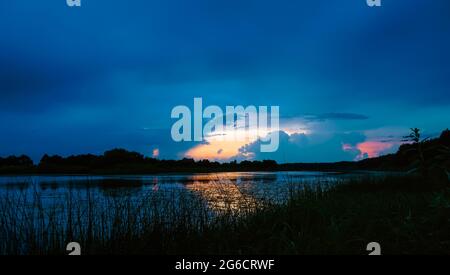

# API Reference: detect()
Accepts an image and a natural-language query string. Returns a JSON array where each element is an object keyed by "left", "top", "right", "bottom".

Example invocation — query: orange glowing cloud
[
  {"left": 342, "top": 143, "right": 354, "bottom": 151},
  {"left": 185, "top": 126, "right": 308, "bottom": 161},
  {"left": 356, "top": 141, "right": 394, "bottom": 159},
  {"left": 185, "top": 140, "right": 249, "bottom": 160},
  {"left": 152, "top": 148, "right": 160, "bottom": 158}
]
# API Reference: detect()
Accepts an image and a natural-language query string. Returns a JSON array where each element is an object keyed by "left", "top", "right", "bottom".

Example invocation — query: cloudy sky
[{"left": 0, "top": 0, "right": 449, "bottom": 163}]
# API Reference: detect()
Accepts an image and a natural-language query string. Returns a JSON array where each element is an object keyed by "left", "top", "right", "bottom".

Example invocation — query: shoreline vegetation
[
  {"left": 0, "top": 175, "right": 448, "bottom": 255},
  {"left": 0, "top": 130, "right": 449, "bottom": 176},
  {"left": 0, "top": 128, "right": 448, "bottom": 255}
]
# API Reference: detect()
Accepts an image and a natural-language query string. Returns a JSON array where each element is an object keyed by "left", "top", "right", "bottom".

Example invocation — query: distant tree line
[
  {"left": 0, "top": 155, "right": 34, "bottom": 174},
  {"left": 0, "top": 129, "right": 449, "bottom": 175},
  {"left": 0, "top": 149, "right": 278, "bottom": 174}
]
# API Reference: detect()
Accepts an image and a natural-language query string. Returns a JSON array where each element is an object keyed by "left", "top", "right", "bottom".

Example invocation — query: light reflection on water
[
  {"left": 186, "top": 174, "right": 260, "bottom": 212},
  {"left": 0, "top": 171, "right": 394, "bottom": 254},
  {"left": 0, "top": 171, "right": 378, "bottom": 213}
]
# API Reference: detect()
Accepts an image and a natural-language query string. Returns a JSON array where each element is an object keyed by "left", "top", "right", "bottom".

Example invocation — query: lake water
[
  {"left": 0, "top": 171, "right": 378, "bottom": 213},
  {"left": 0, "top": 171, "right": 389, "bottom": 254}
]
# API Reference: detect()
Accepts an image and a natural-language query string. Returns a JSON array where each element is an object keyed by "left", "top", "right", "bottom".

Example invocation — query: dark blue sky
[{"left": 0, "top": 0, "right": 449, "bottom": 163}]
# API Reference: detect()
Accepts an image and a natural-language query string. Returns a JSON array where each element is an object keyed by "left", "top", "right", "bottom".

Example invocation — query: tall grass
[
  {"left": 0, "top": 175, "right": 448, "bottom": 255},
  {"left": 0, "top": 179, "right": 270, "bottom": 255}
]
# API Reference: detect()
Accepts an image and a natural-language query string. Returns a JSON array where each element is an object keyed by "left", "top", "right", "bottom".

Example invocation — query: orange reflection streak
[{"left": 185, "top": 173, "right": 259, "bottom": 213}]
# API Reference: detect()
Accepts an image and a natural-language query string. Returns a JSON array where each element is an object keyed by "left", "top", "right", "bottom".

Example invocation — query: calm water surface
[
  {"left": 0, "top": 171, "right": 382, "bottom": 212},
  {"left": 0, "top": 171, "right": 390, "bottom": 254}
]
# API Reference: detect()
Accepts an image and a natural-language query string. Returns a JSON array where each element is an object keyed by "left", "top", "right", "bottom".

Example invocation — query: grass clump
[{"left": 0, "top": 176, "right": 449, "bottom": 255}]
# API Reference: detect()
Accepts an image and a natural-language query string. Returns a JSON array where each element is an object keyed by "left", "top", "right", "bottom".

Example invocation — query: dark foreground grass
[
  {"left": 1, "top": 176, "right": 449, "bottom": 255},
  {"left": 121, "top": 176, "right": 449, "bottom": 255}
]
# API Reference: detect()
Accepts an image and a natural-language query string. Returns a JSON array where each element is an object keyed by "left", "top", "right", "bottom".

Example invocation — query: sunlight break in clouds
[
  {"left": 184, "top": 110, "right": 315, "bottom": 161},
  {"left": 173, "top": 98, "right": 282, "bottom": 160},
  {"left": 185, "top": 139, "right": 250, "bottom": 160},
  {"left": 185, "top": 127, "right": 279, "bottom": 161}
]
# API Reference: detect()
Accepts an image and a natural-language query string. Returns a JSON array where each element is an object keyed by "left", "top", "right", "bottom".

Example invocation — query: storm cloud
[{"left": 0, "top": 0, "right": 449, "bottom": 162}]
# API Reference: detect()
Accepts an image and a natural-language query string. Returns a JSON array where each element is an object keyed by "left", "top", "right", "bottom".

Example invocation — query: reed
[{"left": 0, "top": 175, "right": 448, "bottom": 255}]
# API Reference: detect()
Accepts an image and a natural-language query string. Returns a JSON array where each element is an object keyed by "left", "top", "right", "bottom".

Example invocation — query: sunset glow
[
  {"left": 342, "top": 141, "right": 396, "bottom": 160},
  {"left": 185, "top": 127, "right": 309, "bottom": 160},
  {"left": 356, "top": 141, "right": 394, "bottom": 159},
  {"left": 185, "top": 140, "right": 249, "bottom": 160},
  {"left": 186, "top": 126, "right": 275, "bottom": 160}
]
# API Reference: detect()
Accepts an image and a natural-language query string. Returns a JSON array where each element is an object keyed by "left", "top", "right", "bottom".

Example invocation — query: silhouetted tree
[
  {"left": 403, "top": 128, "right": 427, "bottom": 175},
  {"left": 401, "top": 128, "right": 450, "bottom": 184},
  {"left": 440, "top": 129, "right": 450, "bottom": 146},
  {"left": 0, "top": 155, "right": 33, "bottom": 167},
  {"left": 103, "top": 149, "right": 144, "bottom": 165}
]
